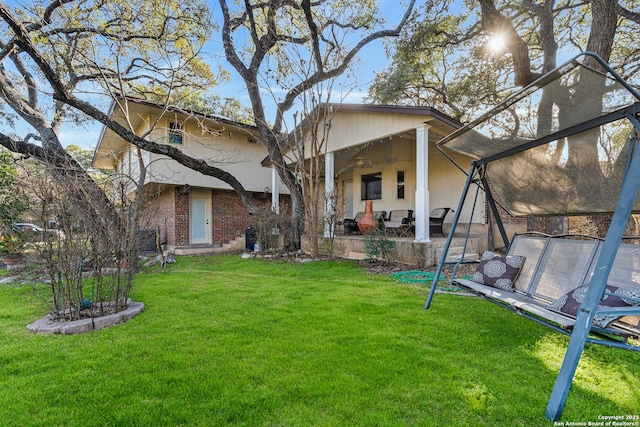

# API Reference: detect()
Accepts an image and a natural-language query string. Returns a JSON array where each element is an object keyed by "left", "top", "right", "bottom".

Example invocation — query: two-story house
[
  {"left": 93, "top": 99, "right": 287, "bottom": 254},
  {"left": 94, "top": 100, "right": 510, "bottom": 261}
]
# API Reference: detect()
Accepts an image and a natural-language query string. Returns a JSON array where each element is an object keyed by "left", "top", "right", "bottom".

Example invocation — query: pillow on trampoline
[
  {"left": 470, "top": 251, "right": 526, "bottom": 291},
  {"left": 547, "top": 284, "right": 639, "bottom": 328}
]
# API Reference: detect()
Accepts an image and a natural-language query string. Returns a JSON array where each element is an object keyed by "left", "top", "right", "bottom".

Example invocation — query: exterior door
[{"left": 190, "top": 196, "right": 211, "bottom": 245}]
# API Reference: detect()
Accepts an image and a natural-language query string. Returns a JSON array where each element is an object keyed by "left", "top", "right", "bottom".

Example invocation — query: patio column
[
  {"left": 324, "top": 152, "right": 335, "bottom": 237},
  {"left": 414, "top": 124, "right": 431, "bottom": 242},
  {"left": 271, "top": 167, "right": 279, "bottom": 214}
]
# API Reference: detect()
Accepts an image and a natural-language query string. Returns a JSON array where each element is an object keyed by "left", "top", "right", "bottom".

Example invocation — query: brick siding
[
  {"left": 211, "top": 189, "right": 251, "bottom": 244},
  {"left": 174, "top": 188, "right": 189, "bottom": 246},
  {"left": 141, "top": 186, "right": 176, "bottom": 248},
  {"left": 146, "top": 186, "right": 291, "bottom": 248}
]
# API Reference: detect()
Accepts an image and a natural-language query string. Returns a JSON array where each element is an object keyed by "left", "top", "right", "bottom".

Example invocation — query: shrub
[{"left": 363, "top": 231, "right": 396, "bottom": 262}]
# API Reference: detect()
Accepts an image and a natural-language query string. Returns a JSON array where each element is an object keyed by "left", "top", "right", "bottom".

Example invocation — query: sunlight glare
[{"left": 487, "top": 34, "right": 507, "bottom": 54}]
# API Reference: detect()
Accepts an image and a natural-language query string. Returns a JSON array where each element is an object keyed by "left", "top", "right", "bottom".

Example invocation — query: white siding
[
  {"left": 324, "top": 112, "right": 429, "bottom": 152},
  {"left": 143, "top": 119, "right": 282, "bottom": 193}
]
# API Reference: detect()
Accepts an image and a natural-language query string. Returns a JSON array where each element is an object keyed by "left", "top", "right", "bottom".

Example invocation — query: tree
[
  {"left": 16, "top": 156, "right": 144, "bottom": 321},
  {"left": 290, "top": 81, "right": 342, "bottom": 256},
  {"left": 468, "top": 0, "right": 639, "bottom": 214},
  {"left": 65, "top": 145, "right": 94, "bottom": 171},
  {"left": 369, "top": 0, "right": 640, "bottom": 228},
  {"left": 369, "top": 0, "right": 640, "bottom": 123},
  {"left": 0, "top": 0, "right": 264, "bottom": 248},
  {"left": 0, "top": 0, "right": 272, "bottom": 318},
  {"left": 218, "top": 0, "right": 417, "bottom": 249},
  {"left": 0, "top": 0, "right": 284, "bottom": 281},
  {"left": 179, "top": 93, "right": 255, "bottom": 125},
  {"left": 0, "top": 150, "right": 26, "bottom": 233}
]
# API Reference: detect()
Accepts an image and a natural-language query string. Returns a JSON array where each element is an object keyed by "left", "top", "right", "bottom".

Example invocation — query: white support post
[
  {"left": 414, "top": 124, "right": 431, "bottom": 242},
  {"left": 324, "top": 152, "right": 335, "bottom": 237},
  {"left": 271, "top": 168, "right": 280, "bottom": 214}
]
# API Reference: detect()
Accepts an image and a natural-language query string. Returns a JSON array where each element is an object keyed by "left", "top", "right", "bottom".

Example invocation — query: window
[
  {"left": 361, "top": 172, "right": 382, "bottom": 200},
  {"left": 396, "top": 170, "right": 405, "bottom": 199},
  {"left": 168, "top": 122, "right": 183, "bottom": 144}
]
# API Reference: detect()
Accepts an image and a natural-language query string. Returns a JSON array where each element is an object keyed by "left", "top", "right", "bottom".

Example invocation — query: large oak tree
[
  {"left": 0, "top": 0, "right": 261, "bottom": 246},
  {"left": 0, "top": 0, "right": 417, "bottom": 252},
  {"left": 218, "top": 0, "right": 417, "bottom": 249},
  {"left": 370, "top": 0, "right": 639, "bottom": 122},
  {"left": 369, "top": 0, "right": 640, "bottom": 227}
]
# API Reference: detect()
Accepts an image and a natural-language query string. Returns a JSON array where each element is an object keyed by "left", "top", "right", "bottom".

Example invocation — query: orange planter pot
[{"left": 357, "top": 200, "right": 376, "bottom": 234}]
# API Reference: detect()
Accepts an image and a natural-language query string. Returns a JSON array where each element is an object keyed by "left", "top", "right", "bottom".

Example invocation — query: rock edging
[{"left": 26, "top": 302, "right": 145, "bottom": 334}]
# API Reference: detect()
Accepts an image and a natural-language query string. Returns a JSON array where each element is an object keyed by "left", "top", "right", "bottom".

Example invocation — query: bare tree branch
[
  {"left": 478, "top": 0, "right": 539, "bottom": 86},
  {"left": 618, "top": 3, "right": 640, "bottom": 24},
  {"left": 219, "top": 0, "right": 416, "bottom": 248}
]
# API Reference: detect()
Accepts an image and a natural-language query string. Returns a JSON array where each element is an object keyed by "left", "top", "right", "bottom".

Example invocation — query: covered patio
[
  {"left": 304, "top": 232, "right": 488, "bottom": 266},
  {"left": 269, "top": 104, "right": 506, "bottom": 248}
]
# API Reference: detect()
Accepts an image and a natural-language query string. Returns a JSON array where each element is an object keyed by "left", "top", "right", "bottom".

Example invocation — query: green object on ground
[
  {"left": 390, "top": 270, "right": 464, "bottom": 291},
  {"left": 390, "top": 270, "right": 445, "bottom": 284}
]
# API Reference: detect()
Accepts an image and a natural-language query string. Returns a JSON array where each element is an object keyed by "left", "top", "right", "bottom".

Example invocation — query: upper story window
[
  {"left": 361, "top": 172, "right": 382, "bottom": 200},
  {"left": 168, "top": 122, "right": 183, "bottom": 144},
  {"left": 396, "top": 170, "right": 405, "bottom": 199}
]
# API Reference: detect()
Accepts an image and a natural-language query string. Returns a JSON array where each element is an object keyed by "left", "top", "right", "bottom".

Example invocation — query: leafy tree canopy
[
  {"left": 368, "top": 0, "right": 640, "bottom": 123},
  {"left": 65, "top": 145, "right": 93, "bottom": 170},
  {"left": 0, "top": 151, "right": 27, "bottom": 233},
  {"left": 0, "top": 0, "right": 265, "bottom": 235},
  {"left": 173, "top": 93, "right": 255, "bottom": 125}
]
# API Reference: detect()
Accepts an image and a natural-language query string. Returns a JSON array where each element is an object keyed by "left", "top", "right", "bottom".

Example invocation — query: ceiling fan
[{"left": 335, "top": 144, "right": 379, "bottom": 175}]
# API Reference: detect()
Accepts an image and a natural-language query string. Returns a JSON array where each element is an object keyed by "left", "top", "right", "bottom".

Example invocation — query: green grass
[{"left": 1, "top": 255, "right": 639, "bottom": 426}]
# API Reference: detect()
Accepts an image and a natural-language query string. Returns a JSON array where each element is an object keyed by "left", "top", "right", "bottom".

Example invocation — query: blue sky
[{"left": 44, "top": 0, "right": 417, "bottom": 151}]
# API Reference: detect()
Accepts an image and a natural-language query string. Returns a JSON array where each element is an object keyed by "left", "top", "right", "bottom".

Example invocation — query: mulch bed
[
  {"left": 252, "top": 249, "right": 479, "bottom": 280},
  {"left": 359, "top": 258, "right": 478, "bottom": 278}
]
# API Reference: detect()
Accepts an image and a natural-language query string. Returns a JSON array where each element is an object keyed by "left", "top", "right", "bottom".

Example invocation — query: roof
[
  {"left": 261, "top": 103, "right": 463, "bottom": 167},
  {"left": 92, "top": 98, "right": 260, "bottom": 169},
  {"left": 329, "top": 103, "right": 463, "bottom": 129}
]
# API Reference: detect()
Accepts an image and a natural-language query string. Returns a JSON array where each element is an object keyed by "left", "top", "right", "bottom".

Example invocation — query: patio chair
[
  {"left": 343, "top": 211, "right": 387, "bottom": 234},
  {"left": 383, "top": 210, "right": 414, "bottom": 235},
  {"left": 429, "top": 208, "right": 451, "bottom": 237},
  {"left": 343, "top": 212, "right": 364, "bottom": 234}
]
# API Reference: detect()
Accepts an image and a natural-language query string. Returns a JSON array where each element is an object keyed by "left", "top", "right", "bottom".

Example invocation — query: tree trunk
[{"left": 585, "top": 0, "right": 618, "bottom": 68}]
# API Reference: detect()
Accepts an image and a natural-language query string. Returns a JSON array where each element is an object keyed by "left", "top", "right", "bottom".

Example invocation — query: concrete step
[{"left": 175, "top": 234, "right": 245, "bottom": 255}]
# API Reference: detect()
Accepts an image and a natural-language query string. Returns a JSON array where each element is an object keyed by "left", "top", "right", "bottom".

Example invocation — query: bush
[
  {"left": 0, "top": 234, "right": 18, "bottom": 254},
  {"left": 363, "top": 231, "right": 396, "bottom": 262}
]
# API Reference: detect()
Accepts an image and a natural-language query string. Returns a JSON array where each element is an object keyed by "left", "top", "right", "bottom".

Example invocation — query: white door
[
  {"left": 343, "top": 181, "right": 353, "bottom": 219},
  {"left": 190, "top": 197, "right": 211, "bottom": 244}
]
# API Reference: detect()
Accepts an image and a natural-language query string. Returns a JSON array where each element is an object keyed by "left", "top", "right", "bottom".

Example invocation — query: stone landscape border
[{"left": 27, "top": 302, "right": 145, "bottom": 334}]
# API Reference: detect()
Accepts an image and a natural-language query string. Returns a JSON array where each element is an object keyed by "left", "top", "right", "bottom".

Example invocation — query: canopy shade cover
[{"left": 437, "top": 52, "right": 640, "bottom": 217}]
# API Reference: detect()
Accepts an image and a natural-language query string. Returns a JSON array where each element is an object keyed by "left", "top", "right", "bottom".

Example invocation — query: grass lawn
[{"left": 1, "top": 255, "right": 639, "bottom": 426}]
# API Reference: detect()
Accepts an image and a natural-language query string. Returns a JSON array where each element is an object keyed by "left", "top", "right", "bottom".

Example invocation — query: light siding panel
[
  {"left": 324, "top": 111, "right": 432, "bottom": 152},
  {"left": 144, "top": 121, "right": 280, "bottom": 193}
]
